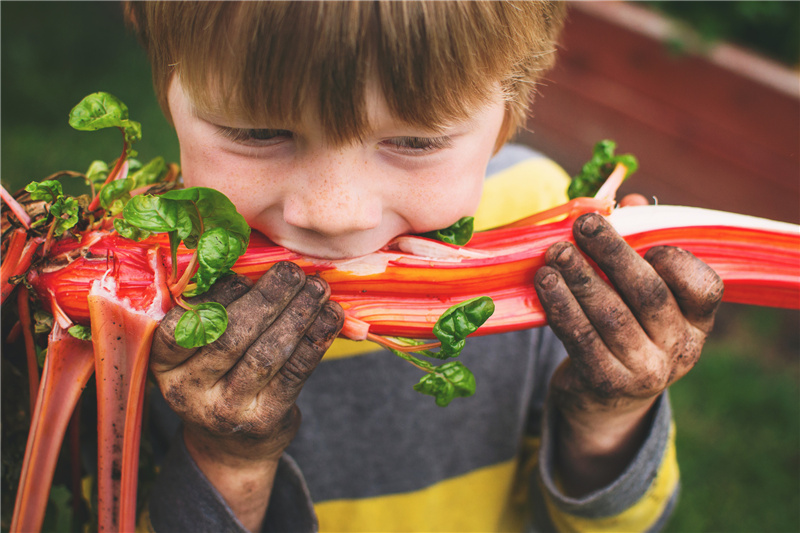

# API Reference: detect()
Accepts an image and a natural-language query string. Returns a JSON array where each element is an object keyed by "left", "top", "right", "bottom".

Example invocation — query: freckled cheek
[
  {"left": 179, "top": 144, "right": 272, "bottom": 221},
  {"left": 400, "top": 171, "right": 484, "bottom": 232}
]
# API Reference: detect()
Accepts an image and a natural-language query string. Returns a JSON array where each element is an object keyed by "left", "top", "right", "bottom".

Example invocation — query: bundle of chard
[{"left": 1, "top": 93, "right": 798, "bottom": 533}]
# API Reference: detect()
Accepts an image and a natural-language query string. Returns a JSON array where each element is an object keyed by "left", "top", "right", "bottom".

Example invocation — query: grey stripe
[
  {"left": 287, "top": 329, "right": 545, "bottom": 502},
  {"left": 537, "top": 391, "right": 674, "bottom": 519},
  {"left": 149, "top": 431, "right": 249, "bottom": 533}
]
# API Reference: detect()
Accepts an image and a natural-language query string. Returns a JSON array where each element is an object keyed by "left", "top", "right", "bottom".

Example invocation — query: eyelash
[
  {"left": 383, "top": 136, "right": 453, "bottom": 154},
  {"left": 216, "top": 127, "right": 452, "bottom": 154},
  {"left": 216, "top": 127, "right": 292, "bottom": 145}
]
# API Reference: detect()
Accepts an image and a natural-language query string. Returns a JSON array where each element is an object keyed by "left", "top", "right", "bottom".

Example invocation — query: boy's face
[{"left": 168, "top": 78, "right": 506, "bottom": 259}]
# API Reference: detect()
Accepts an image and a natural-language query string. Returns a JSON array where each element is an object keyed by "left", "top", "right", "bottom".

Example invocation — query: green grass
[{"left": 665, "top": 305, "right": 800, "bottom": 533}]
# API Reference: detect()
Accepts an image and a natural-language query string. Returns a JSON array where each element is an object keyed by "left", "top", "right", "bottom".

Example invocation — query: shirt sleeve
[
  {"left": 143, "top": 428, "right": 318, "bottom": 533},
  {"left": 532, "top": 393, "right": 679, "bottom": 532}
]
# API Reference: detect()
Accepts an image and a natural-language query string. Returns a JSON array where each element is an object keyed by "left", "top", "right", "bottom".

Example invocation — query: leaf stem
[
  {"left": 171, "top": 250, "right": 198, "bottom": 298},
  {"left": 87, "top": 129, "right": 128, "bottom": 212},
  {"left": 366, "top": 332, "right": 441, "bottom": 353}
]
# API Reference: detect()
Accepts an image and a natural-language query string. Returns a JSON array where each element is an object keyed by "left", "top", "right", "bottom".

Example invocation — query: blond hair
[{"left": 125, "top": 1, "right": 565, "bottom": 145}]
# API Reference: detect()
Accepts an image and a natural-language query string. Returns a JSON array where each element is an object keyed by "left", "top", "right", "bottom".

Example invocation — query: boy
[{"left": 126, "top": 2, "right": 724, "bottom": 532}]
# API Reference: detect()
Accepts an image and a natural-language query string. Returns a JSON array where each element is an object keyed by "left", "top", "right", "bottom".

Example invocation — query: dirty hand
[
  {"left": 534, "top": 212, "right": 723, "bottom": 493},
  {"left": 150, "top": 261, "right": 344, "bottom": 463}
]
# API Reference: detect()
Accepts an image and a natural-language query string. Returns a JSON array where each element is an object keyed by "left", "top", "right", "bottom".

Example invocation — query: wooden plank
[{"left": 518, "top": 2, "right": 799, "bottom": 224}]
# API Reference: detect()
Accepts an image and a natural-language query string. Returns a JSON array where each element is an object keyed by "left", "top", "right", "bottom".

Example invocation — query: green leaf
[
  {"left": 49, "top": 196, "right": 80, "bottom": 236},
  {"left": 85, "top": 160, "right": 110, "bottom": 186},
  {"left": 68, "top": 92, "right": 131, "bottom": 131},
  {"left": 419, "top": 216, "right": 474, "bottom": 246},
  {"left": 67, "top": 324, "right": 92, "bottom": 341},
  {"left": 191, "top": 227, "right": 246, "bottom": 295},
  {"left": 113, "top": 218, "right": 152, "bottom": 241},
  {"left": 413, "top": 361, "right": 476, "bottom": 407},
  {"left": 25, "top": 180, "right": 63, "bottom": 203},
  {"left": 33, "top": 310, "right": 54, "bottom": 335},
  {"left": 123, "top": 120, "right": 143, "bottom": 146},
  {"left": 122, "top": 194, "right": 178, "bottom": 232},
  {"left": 68, "top": 91, "right": 142, "bottom": 157},
  {"left": 161, "top": 187, "right": 250, "bottom": 248},
  {"left": 42, "top": 484, "right": 73, "bottom": 533},
  {"left": 98, "top": 177, "right": 134, "bottom": 215},
  {"left": 175, "top": 302, "right": 229, "bottom": 348},
  {"left": 129, "top": 156, "right": 168, "bottom": 189},
  {"left": 567, "top": 140, "right": 638, "bottom": 199},
  {"left": 431, "top": 296, "right": 495, "bottom": 359},
  {"left": 174, "top": 203, "right": 201, "bottom": 248}
]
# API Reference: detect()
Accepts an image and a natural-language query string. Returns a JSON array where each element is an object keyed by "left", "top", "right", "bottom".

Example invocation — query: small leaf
[
  {"left": 175, "top": 302, "right": 229, "bottom": 348},
  {"left": 420, "top": 216, "right": 474, "bottom": 246},
  {"left": 413, "top": 361, "right": 476, "bottom": 407},
  {"left": 33, "top": 310, "right": 54, "bottom": 335},
  {"left": 191, "top": 228, "right": 246, "bottom": 295},
  {"left": 123, "top": 194, "right": 178, "bottom": 232},
  {"left": 49, "top": 196, "right": 80, "bottom": 236},
  {"left": 567, "top": 140, "right": 638, "bottom": 199},
  {"left": 25, "top": 180, "right": 63, "bottom": 203},
  {"left": 85, "top": 160, "right": 110, "bottom": 186},
  {"left": 67, "top": 324, "right": 92, "bottom": 341},
  {"left": 431, "top": 296, "right": 495, "bottom": 359},
  {"left": 129, "top": 156, "right": 168, "bottom": 189},
  {"left": 98, "top": 178, "right": 134, "bottom": 215},
  {"left": 68, "top": 92, "right": 130, "bottom": 131}
]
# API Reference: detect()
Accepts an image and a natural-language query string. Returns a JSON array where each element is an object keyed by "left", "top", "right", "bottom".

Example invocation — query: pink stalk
[
  {"left": 17, "top": 287, "right": 40, "bottom": 415},
  {"left": 1, "top": 184, "right": 32, "bottom": 229},
  {"left": 87, "top": 249, "right": 166, "bottom": 533},
  {"left": 10, "top": 326, "right": 95, "bottom": 533}
]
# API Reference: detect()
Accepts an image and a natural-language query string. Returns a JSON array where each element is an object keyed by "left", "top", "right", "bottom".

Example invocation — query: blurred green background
[{"left": 2, "top": 2, "right": 798, "bottom": 532}]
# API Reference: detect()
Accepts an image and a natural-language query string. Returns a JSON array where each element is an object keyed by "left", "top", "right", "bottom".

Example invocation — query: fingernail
[
  {"left": 578, "top": 214, "right": 602, "bottom": 237},
  {"left": 275, "top": 262, "right": 302, "bottom": 285},
  {"left": 306, "top": 276, "right": 325, "bottom": 297},
  {"left": 320, "top": 304, "right": 341, "bottom": 326},
  {"left": 553, "top": 243, "right": 573, "bottom": 267},
  {"left": 538, "top": 272, "right": 557, "bottom": 289}
]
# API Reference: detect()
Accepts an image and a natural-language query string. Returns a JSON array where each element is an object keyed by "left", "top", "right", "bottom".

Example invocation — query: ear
[{"left": 492, "top": 107, "right": 513, "bottom": 155}]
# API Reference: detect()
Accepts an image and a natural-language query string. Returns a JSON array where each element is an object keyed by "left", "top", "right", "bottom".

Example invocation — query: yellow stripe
[
  {"left": 324, "top": 337, "right": 383, "bottom": 360},
  {"left": 545, "top": 423, "right": 680, "bottom": 533},
  {"left": 473, "top": 158, "right": 570, "bottom": 231},
  {"left": 316, "top": 460, "right": 524, "bottom": 533}
]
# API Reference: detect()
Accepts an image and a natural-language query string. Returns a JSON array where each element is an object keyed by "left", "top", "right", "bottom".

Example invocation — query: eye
[
  {"left": 382, "top": 136, "right": 452, "bottom": 154},
  {"left": 216, "top": 127, "right": 293, "bottom": 146}
]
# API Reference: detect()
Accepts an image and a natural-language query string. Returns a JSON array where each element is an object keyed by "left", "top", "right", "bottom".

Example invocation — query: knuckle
[
  {"left": 595, "top": 305, "right": 634, "bottom": 333},
  {"left": 635, "top": 360, "right": 669, "bottom": 392},
  {"left": 277, "top": 357, "right": 314, "bottom": 390},
  {"left": 568, "top": 323, "right": 601, "bottom": 350},
  {"left": 634, "top": 278, "right": 671, "bottom": 312},
  {"left": 580, "top": 368, "right": 627, "bottom": 399}
]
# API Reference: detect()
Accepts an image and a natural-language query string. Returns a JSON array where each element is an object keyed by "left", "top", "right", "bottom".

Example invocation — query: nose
[{"left": 282, "top": 156, "right": 383, "bottom": 237}]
